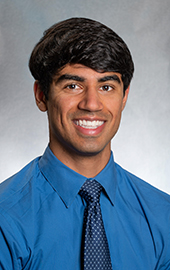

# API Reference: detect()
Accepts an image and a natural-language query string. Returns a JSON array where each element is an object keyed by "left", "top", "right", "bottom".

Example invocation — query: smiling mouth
[{"left": 74, "top": 119, "right": 104, "bottom": 129}]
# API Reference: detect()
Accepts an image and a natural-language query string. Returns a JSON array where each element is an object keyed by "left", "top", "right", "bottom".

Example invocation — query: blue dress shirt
[{"left": 0, "top": 146, "right": 170, "bottom": 269}]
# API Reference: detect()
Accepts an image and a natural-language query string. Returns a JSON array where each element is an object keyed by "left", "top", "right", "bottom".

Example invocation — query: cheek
[
  {"left": 50, "top": 96, "right": 66, "bottom": 113},
  {"left": 51, "top": 96, "right": 77, "bottom": 123},
  {"left": 105, "top": 98, "right": 124, "bottom": 117}
]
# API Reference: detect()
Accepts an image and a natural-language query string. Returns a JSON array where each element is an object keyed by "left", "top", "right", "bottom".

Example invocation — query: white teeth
[{"left": 76, "top": 120, "right": 104, "bottom": 129}]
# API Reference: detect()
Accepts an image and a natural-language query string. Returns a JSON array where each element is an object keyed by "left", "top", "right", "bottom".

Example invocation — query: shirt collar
[
  {"left": 94, "top": 153, "right": 117, "bottom": 206},
  {"left": 39, "top": 146, "right": 117, "bottom": 208}
]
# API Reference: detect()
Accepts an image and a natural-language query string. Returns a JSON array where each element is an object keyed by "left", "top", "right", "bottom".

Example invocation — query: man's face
[{"left": 36, "top": 64, "right": 129, "bottom": 158}]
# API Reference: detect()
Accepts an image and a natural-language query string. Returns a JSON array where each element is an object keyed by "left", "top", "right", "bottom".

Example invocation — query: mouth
[{"left": 74, "top": 119, "right": 105, "bottom": 129}]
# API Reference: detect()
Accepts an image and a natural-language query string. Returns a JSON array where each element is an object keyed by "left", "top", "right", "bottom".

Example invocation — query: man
[{"left": 0, "top": 17, "right": 169, "bottom": 270}]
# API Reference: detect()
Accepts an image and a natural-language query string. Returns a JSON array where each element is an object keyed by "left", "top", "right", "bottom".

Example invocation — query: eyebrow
[
  {"left": 55, "top": 74, "right": 85, "bottom": 83},
  {"left": 98, "top": 75, "right": 121, "bottom": 84},
  {"left": 55, "top": 73, "right": 121, "bottom": 84}
]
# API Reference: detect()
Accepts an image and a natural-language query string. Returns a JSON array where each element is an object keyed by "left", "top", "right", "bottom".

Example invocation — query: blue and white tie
[{"left": 79, "top": 179, "right": 112, "bottom": 270}]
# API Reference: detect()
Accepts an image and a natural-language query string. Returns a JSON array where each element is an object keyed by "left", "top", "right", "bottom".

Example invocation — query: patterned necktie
[{"left": 79, "top": 179, "right": 112, "bottom": 270}]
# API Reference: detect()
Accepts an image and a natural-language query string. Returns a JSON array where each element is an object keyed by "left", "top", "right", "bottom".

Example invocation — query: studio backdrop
[{"left": 0, "top": 0, "right": 170, "bottom": 193}]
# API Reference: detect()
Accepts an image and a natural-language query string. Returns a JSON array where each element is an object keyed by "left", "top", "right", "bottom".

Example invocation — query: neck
[{"left": 49, "top": 142, "right": 111, "bottom": 178}]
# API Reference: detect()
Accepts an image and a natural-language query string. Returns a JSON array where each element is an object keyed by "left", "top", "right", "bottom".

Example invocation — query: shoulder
[
  {"left": 0, "top": 157, "right": 41, "bottom": 205},
  {"left": 115, "top": 162, "right": 170, "bottom": 214},
  {"left": 0, "top": 157, "right": 42, "bottom": 266},
  {"left": 0, "top": 157, "right": 42, "bottom": 269},
  {"left": 114, "top": 163, "right": 170, "bottom": 267}
]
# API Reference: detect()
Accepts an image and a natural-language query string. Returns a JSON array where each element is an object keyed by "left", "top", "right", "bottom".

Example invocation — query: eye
[
  {"left": 63, "top": 82, "right": 83, "bottom": 94},
  {"left": 66, "top": 84, "right": 79, "bottom": 90},
  {"left": 100, "top": 85, "right": 113, "bottom": 91}
]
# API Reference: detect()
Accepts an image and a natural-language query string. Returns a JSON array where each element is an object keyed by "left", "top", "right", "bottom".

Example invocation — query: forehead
[{"left": 54, "top": 63, "right": 123, "bottom": 83}]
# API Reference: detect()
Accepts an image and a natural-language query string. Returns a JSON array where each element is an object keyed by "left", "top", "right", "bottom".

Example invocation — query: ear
[
  {"left": 34, "top": 81, "right": 47, "bottom": 112},
  {"left": 121, "top": 85, "right": 130, "bottom": 111}
]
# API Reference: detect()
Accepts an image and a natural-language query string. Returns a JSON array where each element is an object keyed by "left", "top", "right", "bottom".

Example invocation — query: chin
[{"left": 71, "top": 143, "right": 109, "bottom": 157}]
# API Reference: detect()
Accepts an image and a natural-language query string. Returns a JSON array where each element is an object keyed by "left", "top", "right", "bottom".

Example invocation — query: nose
[{"left": 78, "top": 87, "right": 103, "bottom": 112}]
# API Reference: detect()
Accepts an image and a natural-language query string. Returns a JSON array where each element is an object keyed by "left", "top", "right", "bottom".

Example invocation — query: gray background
[{"left": 0, "top": 0, "right": 170, "bottom": 193}]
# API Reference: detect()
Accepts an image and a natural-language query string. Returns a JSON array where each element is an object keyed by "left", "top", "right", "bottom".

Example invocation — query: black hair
[{"left": 29, "top": 17, "right": 134, "bottom": 98}]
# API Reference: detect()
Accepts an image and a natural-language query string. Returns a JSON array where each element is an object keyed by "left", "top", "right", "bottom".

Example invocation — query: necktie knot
[{"left": 79, "top": 179, "right": 102, "bottom": 204}]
